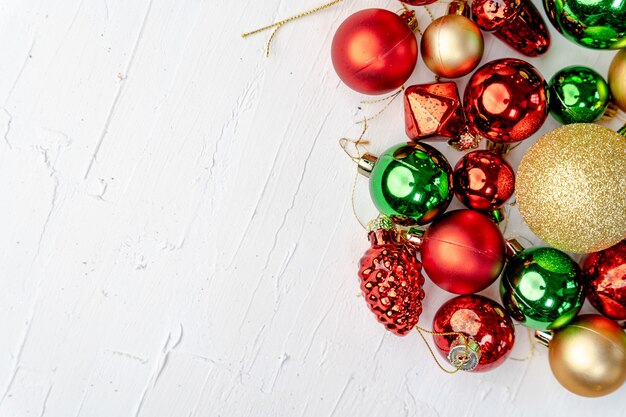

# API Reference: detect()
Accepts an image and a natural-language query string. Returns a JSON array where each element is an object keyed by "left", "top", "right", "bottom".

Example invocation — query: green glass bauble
[
  {"left": 500, "top": 247, "right": 584, "bottom": 330},
  {"left": 369, "top": 143, "right": 453, "bottom": 226},
  {"left": 548, "top": 66, "right": 610, "bottom": 124},
  {"left": 543, "top": 0, "right": 626, "bottom": 49}
]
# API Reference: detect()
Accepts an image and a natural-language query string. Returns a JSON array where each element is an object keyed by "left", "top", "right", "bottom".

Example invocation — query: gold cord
[
  {"left": 241, "top": 0, "right": 343, "bottom": 57},
  {"left": 351, "top": 170, "right": 368, "bottom": 230},
  {"left": 339, "top": 119, "right": 371, "bottom": 230},
  {"left": 509, "top": 326, "right": 537, "bottom": 362},
  {"left": 357, "top": 86, "right": 405, "bottom": 124},
  {"left": 424, "top": 5, "right": 436, "bottom": 22},
  {"left": 415, "top": 326, "right": 470, "bottom": 374}
]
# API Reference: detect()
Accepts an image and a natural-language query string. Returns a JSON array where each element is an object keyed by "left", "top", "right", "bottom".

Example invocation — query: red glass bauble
[
  {"left": 404, "top": 82, "right": 465, "bottom": 141},
  {"left": 433, "top": 294, "right": 515, "bottom": 371},
  {"left": 464, "top": 58, "right": 548, "bottom": 143},
  {"left": 331, "top": 9, "right": 418, "bottom": 95},
  {"left": 420, "top": 210, "right": 505, "bottom": 294},
  {"left": 453, "top": 150, "right": 515, "bottom": 211},
  {"left": 471, "top": 0, "right": 550, "bottom": 56},
  {"left": 582, "top": 240, "right": 626, "bottom": 320},
  {"left": 358, "top": 228, "right": 425, "bottom": 336}
]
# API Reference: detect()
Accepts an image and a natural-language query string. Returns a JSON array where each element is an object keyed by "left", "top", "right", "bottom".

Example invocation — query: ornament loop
[{"left": 415, "top": 326, "right": 471, "bottom": 374}]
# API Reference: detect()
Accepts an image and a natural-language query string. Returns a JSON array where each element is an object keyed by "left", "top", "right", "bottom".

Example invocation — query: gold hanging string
[
  {"left": 423, "top": 5, "right": 436, "bottom": 22},
  {"left": 415, "top": 326, "right": 470, "bottom": 374},
  {"left": 339, "top": 118, "right": 369, "bottom": 163},
  {"left": 241, "top": 0, "right": 343, "bottom": 57},
  {"left": 509, "top": 326, "right": 537, "bottom": 361},
  {"left": 357, "top": 86, "right": 405, "bottom": 124},
  {"left": 339, "top": 119, "right": 371, "bottom": 230}
]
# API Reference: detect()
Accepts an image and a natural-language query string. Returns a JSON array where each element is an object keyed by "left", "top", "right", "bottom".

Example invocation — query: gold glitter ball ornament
[{"left": 516, "top": 124, "right": 626, "bottom": 253}]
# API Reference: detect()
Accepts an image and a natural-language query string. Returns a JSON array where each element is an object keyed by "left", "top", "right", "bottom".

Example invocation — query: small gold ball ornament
[
  {"left": 609, "top": 49, "right": 626, "bottom": 112},
  {"left": 516, "top": 124, "right": 626, "bottom": 253},
  {"left": 420, "top": 14, "right": 484, "bottom": 79},
  {"left": 548, "top": 315, "right": 626, "bottom": 397}
]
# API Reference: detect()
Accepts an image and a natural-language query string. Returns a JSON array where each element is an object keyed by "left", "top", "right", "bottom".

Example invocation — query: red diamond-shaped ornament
[{"left": 404, "top": 82, "right": 465, "bottom": 141}]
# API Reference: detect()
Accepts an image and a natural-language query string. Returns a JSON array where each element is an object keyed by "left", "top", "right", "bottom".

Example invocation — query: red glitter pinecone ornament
[{"left": 358, "top": 227, "right": 425, "bottom": 336}]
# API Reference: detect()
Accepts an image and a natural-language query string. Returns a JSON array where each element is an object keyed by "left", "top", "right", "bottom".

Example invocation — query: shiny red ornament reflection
[
  {"left": 420, "top": 210, "right": 505, "bottom": 294},
  {"left": 582, "top": 240, "right": 626, "bottom": 320},
  {"left": 471, "top": 0, "right": 550, "bottom": 56},
  {"left": 358, "top": 229, "right": 425, "bottom": 336},
  {"left": 433, "top": 294, "right": 515, "bottom": 372},
  {"left": 453, "top": 150, "right": 515, "bottom": 211},
  {"left": 404, "top": 82, "right": 465, "bottom": 141},
  {"left": 464, "top": 58, "right": 548, "bottom": 143},
  {"left": 331, "top": 9, "right": 418, "bottom": 95}
]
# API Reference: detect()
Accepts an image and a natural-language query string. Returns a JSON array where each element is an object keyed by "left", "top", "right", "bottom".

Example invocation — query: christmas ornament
[
  {"left": 536, "top": 315, "right": 626, "bottom": 397},
  {"left": 582, "top": 240, "right": 626, "bottom": 320},
  {"left": 358, "top": 226, "right": 425, "bottom": 336},
  {"left": 403, "top": 82, "right": 465, "bottom": 141},
  {"left": 472, "top": 0, "right": 550, "bottom": 56},
  {"left": 464, "top": 58, "right": 548, "bottom": 143},
  {"left": 331, "top": 9, "right": 418, "bottom": 95},
  {"left": 609, "top": 49, "right": 626, "bottom": 112},
  {"left": 543, "top": 0, "right": 626, "bottom": 49},
  {"left": 501, "top": 246, "right": 584, "bottom": 330},
  {"left": 420, "top": 14, "right": 483, "bottom": 79},
  {"left": 402, "top": 0, "right": 437, "bottom": 5},
  {"left": 516, "top": 123, "right": 626, "bottom": 253},
  {"left": 547, "top": 66, "right": 610, "bottom": 124},
  {"left": 453, "top": 150, "right": 515, "bottom": 212},
  {"left": 433, "top": 294, "right": 515, "bottom": 371},
  {"left": 419, "top": 210, "right": 505, "bottom": 294},
  {"left": 358, "top": 143, "right": 453, "bottom": 226}
]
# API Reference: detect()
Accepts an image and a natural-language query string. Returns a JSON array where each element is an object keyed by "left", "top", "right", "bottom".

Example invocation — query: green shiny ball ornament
[
  {"left": 500, "top": 247, "right": 584, "bottom": 330},
  {"left": 543, "top": 0, "right": 626, "bottom": 49},
  {"left": 368, "top": 143, "right": 453, "bottom": 226},
  {"left": 548, "top": 66, "right": 610, "bottom": 124}
]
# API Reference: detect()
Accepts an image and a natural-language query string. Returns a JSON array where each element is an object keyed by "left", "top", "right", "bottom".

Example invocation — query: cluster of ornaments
[{"left": 332, "top": 0, "right": 626, "bottom": 398}]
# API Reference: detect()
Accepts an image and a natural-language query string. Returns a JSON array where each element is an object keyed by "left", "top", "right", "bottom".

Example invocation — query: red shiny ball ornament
[
  {"left": 433, "top": 294, "right": 515, "bottom": 371},
  {"left": 453, "top": 150, "right": 515, "bottom": 211},
  {"left": 582, "top": 240, "right": 626, "bottom": 320},
  {"left": 420, "top": 210, "right": 505, "bottom": 294},
  {"left": 464, "top": 58, "right": 548, "bottom": 143},
  {"left": 358, "top": 228, "right": 425, "bottom": 336},
  {"left": 331, "top": 9, "right": 418, "bottom": 95}
]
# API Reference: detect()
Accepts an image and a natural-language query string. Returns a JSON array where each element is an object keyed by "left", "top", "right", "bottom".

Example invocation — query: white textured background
[{"left": 0, "top": 0, "right": 623, "bottom": 416}]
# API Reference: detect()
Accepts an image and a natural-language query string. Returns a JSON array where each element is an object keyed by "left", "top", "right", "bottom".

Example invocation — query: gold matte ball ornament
[
  {"left": 609, "top": 49, "right": 626, "bottom": 112},
  {"left": 420, "top": 14, "right": 484, "bottom": 79},
  {"left": 516, "top": 123, "right": 626, "bottom": 253},
  {"left": 547, "top": 315, "right": 626, "bottom": 397}
]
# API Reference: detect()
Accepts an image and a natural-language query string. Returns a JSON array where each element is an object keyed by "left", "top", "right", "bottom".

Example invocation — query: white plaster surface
[{"left": 0, "top": 1, "right": 623, "bottom": 416}]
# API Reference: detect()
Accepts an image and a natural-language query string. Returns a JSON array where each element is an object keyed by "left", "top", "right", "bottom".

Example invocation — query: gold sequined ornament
[{"left": 516, "top": 124, "right": 626, "bottom": 253}]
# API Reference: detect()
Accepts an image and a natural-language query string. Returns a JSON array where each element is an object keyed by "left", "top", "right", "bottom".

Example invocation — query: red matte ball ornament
[
  {"left": 331, "top": 9, "right": 418, "bottom": 95},
  {"left": 453, "top": 150, "right": 515, "bottom": 211},
  {"left": 582, "top": 240, "right": 626, "bottom": 320},
  {"left": 402, "top": 0, "right": 437, "bottom": 5},
  {"left": 420, "top": 210, "right": 506, "bottom": 294},
  {"left": 464, "top": 58, "right": 548, "bottom": 143},
  {"left": 433, "top": 294, "right": 515, "bottom": 371}
]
